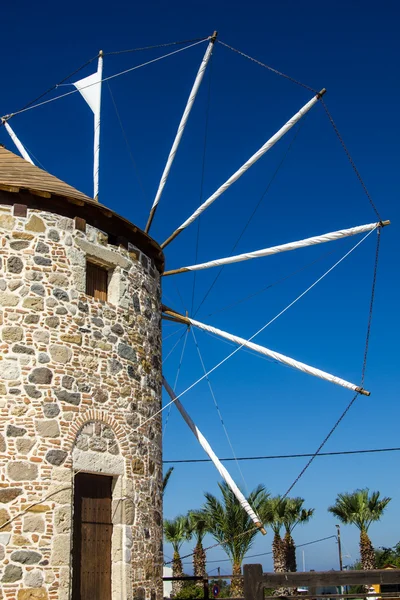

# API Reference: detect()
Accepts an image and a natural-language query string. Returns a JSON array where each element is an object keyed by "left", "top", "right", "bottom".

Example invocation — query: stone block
[
  {"left": 0, "top": 214, "right": 15, "bottom": 230},
  {"left": 43, "top": 403, "right": 60, "bottom": 417},
  {"left": 0, "top": 508, "right": 11, "bottom": 531},
  {"left": 11, "top": 549, "right": 42, "bottom": 564},
  {"left": 76, "top": 238, "right": 131, "bottom": 269},
  {"left": 24, "top": 385, "right": 42, "bottom": 399},
  {"left": 54, "top": 506, "right": 71, "bottom": 534},
  {"left": 24, "top": 569, "right": 44, "bottom": 588},
  {"left": 118, "top": 343, "right": 137, "bottom": 363},
  {"left": 25, "top": 215, "right": 45, "bottom": 232},
  {"left": 49, "top": 345, "right": 72, "bottom": 364},
  {"left": 45, "top": 316, "right": 60, "bottom": 328},
  {"left": 6, "top": 425, "right": 26, "bottom": 437},
  {"left": 31, "top": 283, "right": 45, "bottom": 296},
  {"left": 23, "top": 297, "right": 44, "bottom": 311},
  {"left": 51, "top": 534, "right": 70, "bottom": 565},
  {"left": 48, "top": 273, "right": 68, "bottom": 287},
  {"left": 35, "top": 419, "right": 60, "bottom": 438},
  {"left": 28, "top": 368, "right": 53, "bottom": 385},
  {"left": 33, "top": 329, "right": 50, "bottom": 344},
  {"left": 16, "top": 438, "right": 36, "bottom": 454},
  {"left": 17, "top": 589, "right": 48, "bottom": 600},
  {"left": 0, "top": 359, "right": 20, "bottom": 380},
  {"left": 45, "top": 449, "right": 67, "bottom": 466},
  {"left": 55, "top": 389, "right": 80, "bottom": 406},
  {"left": 60, "top": 333, "right": 82, "bottom": 345},
  {"left": 0, "top": 487, "right": 22, "bottom": 503},
  {"left": 38, "top": 353, "right": 50, "bottom": 364},
  {"left": 7, "top": 461, "right": 38, "bottom": 481},
  {"left": 13, "top": 344, "right": 35, "bottom": 355},
  {"left": 7, "top": 256, "right": 24, "bottom": 273},
  {"left": 2, "top": 326, "right": 23, "bottom": 342},
  {"left": 0, "top": 291, "right": 19, "bottom": 306},
  {"left": 2, "top": 563, "right": 23, "bottom": 583},
  {"left": 23, "top": 514, "right": 45, "bottom": 533}
]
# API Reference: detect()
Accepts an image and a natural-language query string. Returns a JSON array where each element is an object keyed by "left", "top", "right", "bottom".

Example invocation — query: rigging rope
[
  {"left": 206, "top": 246, "right": 338, "bottom": 317},
  {"left": 281, "top": 228, "right": 381, "bottom": 500},
  {"left": 193, "top": 120, "right": 305, "bottom": 317},
  {"left": 191, "top": 327, "right": 248, "bottom": 492},
  {"left": 1, "top": 39, "right": 207, "bottom": 121},
  {"left": 0, "top": 54, "right": 99, "bottom": 125},
  {"left": 155, "top": 226, "right": 377, "bottom": 432},
  {"left": 218, "top": 40, "right": 318, "bottom": 94},
  {"left": 320, "top": 99, "right": 382, "bottom": 221},
  {"left": 104, "top": 36, "right": 209, "bottom": 56},
  {"left": 164, "top": 328, "right": 189, "bottom": 436},
  {"left": 106, "top": 81, "right": 148, "bottom": 203}
]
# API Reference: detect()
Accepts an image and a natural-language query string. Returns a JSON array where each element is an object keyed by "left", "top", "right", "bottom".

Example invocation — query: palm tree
[
  {"left": 264, "top": 496, "right": 289, "bottom": 573},
  {"left": 328, "top": 489, "right": 391, "bottom": 570},
  {"left": 188, "top": 510, "right": 208, "bottom": 584},
  {"left": 282, "top": 497, "right": 314, "bottom": 572},
  {"left": 163, "top": 466, "right": 174, "bottom": 496},
  {"left": 164, "top": 515, "right": 192, "bottom": 595},
  {"left": 202, "top": 482, "right": 270, "bottom": 597}
]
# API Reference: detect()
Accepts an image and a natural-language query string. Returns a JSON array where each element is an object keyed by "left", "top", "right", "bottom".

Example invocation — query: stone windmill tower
[{"left": 0, "top": 145, "right": 164, "bottom": 600}]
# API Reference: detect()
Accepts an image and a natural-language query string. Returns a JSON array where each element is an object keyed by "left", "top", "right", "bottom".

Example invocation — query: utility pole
[
  {"left": 336, "top": 524, "right": 343, "bottom": 570},
  {"left": 336, "top": 524, "right": 344, "bottom": 600}
]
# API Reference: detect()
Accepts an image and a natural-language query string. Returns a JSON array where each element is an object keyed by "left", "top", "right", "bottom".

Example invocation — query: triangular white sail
[
  {"left": 73, "top": 52, "right": 103, "bottom": 200},
  {"left": 3, "top": 121, "right": 34, "bottom": 165},
  {"left": 163, "top": 377, "right": 266, "bottom": 534}
]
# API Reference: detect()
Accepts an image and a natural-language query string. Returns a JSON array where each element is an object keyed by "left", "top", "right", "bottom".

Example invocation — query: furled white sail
[
  {"left": 182, "top": 316, "right": 369, "bottom": 395},
  {"left": 163, "top": 377, "right": 266, "bottom": 533},
  {"left": 161, "top": 89, "right": 326, "bottom": 248},
  {"left": 3, "top": 121, "right": 34, "bottom": 165},
  {"left": 163, "top": 221, "right": 382, "bottom": 275},
  {"left": 146, "top": 35, "right": 216, "bottom": 233}
]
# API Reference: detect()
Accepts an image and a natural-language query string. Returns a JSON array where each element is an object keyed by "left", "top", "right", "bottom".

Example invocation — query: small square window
[{"left": 86, "top": 261, "right": 108, "bottom": 301}]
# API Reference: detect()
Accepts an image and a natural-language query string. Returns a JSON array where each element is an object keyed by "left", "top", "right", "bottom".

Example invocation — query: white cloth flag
[
  {"left": 4, "top": 121, "right": 34, "bottom": 165},
  {"left": 163, "top": 377, "right": 266, "bottom": 533},
  {"left": 74, "top": 53, "right": 103, "bottom": 200}
]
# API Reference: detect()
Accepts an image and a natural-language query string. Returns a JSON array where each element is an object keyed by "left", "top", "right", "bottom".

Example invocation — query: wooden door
[{"left": 72, "top": 473, "right": 113, "bottom": 600}]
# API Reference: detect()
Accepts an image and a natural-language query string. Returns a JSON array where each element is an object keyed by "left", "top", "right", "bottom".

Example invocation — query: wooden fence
[{"left": 243, "top": 565, "right": 400, "bottom": 600}]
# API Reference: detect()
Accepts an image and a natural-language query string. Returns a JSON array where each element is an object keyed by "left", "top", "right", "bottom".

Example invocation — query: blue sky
[{"left": 1, "top": 0, "right": 399, "bottom": 573}]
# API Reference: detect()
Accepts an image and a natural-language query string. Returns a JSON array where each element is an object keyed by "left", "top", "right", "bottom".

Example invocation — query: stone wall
[{"left": 0, "top": 203, "right": 163, "bottom": 599}]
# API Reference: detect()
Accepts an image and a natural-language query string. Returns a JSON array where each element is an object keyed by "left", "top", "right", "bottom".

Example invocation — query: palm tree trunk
[
  {"left": 231, "top": 561, "right": 243, "bottom": 598},
  {"left": 272, "top": 533, "right": 286, "bottom": 573},
  {"left": 273, "top": 534, "right": 289, "bottom": 596},
  {"left": 360, "top": 530, "right": 376, "bottom": 570},
  {"left": 172, "top": 550, "right": 184, "bottom": 596},
  {"left": 284, "top": 532, "right": 297, "bottom": 572},
  {"left": 193, "top": 541, "right": 207, "bottom": 587}
]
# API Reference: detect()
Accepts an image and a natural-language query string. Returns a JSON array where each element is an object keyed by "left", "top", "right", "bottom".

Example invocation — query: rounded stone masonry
[{"left": 0, "top": 147, "right": 164, "bottom": 600}]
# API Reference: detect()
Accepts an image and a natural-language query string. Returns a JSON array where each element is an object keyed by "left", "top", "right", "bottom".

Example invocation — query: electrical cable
[{"left": 163, "top": 446, "right": 400, "bottom": 464}]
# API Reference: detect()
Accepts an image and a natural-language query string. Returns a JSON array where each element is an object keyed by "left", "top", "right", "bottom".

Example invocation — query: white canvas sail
[{"left": 73, "top": 52, "right": 103, "bottom": 200}]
